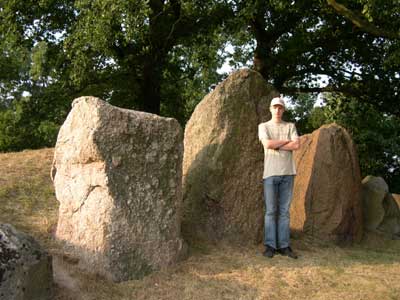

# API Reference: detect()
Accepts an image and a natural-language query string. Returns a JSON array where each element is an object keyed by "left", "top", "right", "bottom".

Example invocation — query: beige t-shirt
[{"left": 258, "top": 120, "right": 299, "bottom": 179}]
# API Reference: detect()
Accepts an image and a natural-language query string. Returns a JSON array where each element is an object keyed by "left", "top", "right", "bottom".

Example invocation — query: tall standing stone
[
  {"left": 52, "top": 96, "right": 185, "bottom": 282},
  {"left": 182, "top": 69, "right": 278, "bottom": 244},
  {"left": 291, "top": 124, "right": 363, "bottom": 243},
  {"left": 0, "top": 224, "right": 53, "bottom": 300}
]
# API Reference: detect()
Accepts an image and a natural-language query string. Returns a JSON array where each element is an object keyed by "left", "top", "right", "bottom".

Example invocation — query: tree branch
[
  {"left": 174, "top": 4, "right": 234, "bottom": 40},
  {"left": 250, "top": 3, "right": 304, "bottom": 78},
  {"left": 326, "top": 0, "right": 399, "bottom": 39},
  {"left": 280, "top": 84, "right": 360, "bottom": 96},
  {"left": 281, "top": 86, "right": 335, "bottom": 94}
]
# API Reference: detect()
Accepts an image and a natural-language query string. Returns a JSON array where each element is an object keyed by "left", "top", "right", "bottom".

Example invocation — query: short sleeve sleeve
[
  {"left": 290, "top": 123, "right": 299, "bottom": 140},
  {"left": 258, "top": 123, "right": 269, "bottom": 140}
]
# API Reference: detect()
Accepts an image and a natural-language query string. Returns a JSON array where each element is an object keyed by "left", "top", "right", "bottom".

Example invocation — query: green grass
[{"left": 1, "top": 148, "right": 400, "bottom": 300}]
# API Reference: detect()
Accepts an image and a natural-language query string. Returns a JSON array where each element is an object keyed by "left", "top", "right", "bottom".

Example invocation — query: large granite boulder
[
  {"left": 51, "top": 96, "right": 185, "bottom": 282},
  {"left": 182, "top": 69, "right": 278, "bottom": 244},
  {"left": 0, "top": 224, "right": 53, "bottom": 300},
  {"left": 362, "top": 176, "right": 400, "bottom": 237},
  {"left": 291, "top": 124, "right": 363, "bottom": 243}
]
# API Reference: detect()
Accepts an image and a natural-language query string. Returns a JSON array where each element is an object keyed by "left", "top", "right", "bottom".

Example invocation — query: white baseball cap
[{"left": 270, "top": 97, "right": 285, "bottom": 108}]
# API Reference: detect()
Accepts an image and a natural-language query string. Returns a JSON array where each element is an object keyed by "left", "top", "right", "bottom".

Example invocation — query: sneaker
[
  {"left": 263, "top": 245, "right": 275, "bottom": 258},
  {"left": 278, "top": 247, "right": 298, "bottom": 259}
]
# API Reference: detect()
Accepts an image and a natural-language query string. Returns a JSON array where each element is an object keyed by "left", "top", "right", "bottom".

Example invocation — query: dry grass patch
[
  {"left": 0, "top": 148, "right": 57, "bottom": 249},
  {"left": 1, "top": 148, "right": 400, "bottom": 300}
]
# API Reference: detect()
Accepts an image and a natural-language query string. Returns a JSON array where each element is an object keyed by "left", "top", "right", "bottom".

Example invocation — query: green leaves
[
  {"left": 0, "top": 0, "right": 398, "bottom": 192},
  {"left": 30, "top": 41, "right": 48, "bottom": 81},
  {"left": 324, "top": 93, "right": 400, "bottom": 192}
]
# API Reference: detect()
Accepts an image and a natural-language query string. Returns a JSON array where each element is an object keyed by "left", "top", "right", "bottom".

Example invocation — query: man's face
[{"left": 270, "top": 104, "right": 284, "bottom": 119}]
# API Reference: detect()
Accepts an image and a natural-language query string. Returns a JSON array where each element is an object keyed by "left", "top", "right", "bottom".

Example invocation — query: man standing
[{"left": 258, "top": 97, "right": 300, "bottom": 259}]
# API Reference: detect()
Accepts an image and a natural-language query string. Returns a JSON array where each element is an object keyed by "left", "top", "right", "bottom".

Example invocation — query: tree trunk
[
  {"left": 253, "top": 44, "right": 269, "bottom": 80},
  {"left": 250, "top": 9, "right": 272, "bottom": 82},
  {"left": 139, "top": 56, "right": 164, "bottom": 115}
]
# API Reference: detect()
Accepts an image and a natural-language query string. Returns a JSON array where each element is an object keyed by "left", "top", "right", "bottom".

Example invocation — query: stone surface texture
[
  {"left": 52, "top": 96, "right": 185, "bottom": 282},
  {"left": 362, "top": 176, "right": 400, "bottom": 236},
  {"left": 182, "top": 69, "right": 278, "bottom": 244},
  {"left": 291, "top": 124, "right": 363, "bottom": 243},
  {"left": 0, "top": 223, "right": 53, "bottom": 300},
  {"left": 361, "top": 176, "right": 388, "bottom": 231}
]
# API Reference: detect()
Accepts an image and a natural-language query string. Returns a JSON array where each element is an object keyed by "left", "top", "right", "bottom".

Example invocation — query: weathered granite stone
[
  {"left": 182, "top": 69, "right": 278, "bottom": 244},
  {"left": 378, "top": 193, "right": 400, "bottom": 235},
  {"left": 0, "top": 223, "right": 53, "bottom": 300},
  {"left": 291, "top": 124, "right": 363, "bottom": 243},
  {"left": 361, "top": 176, "right": 389, "bottom": 231},
  {"left": 362, "top": 176, "right": 400, "bottom": 236},
  {"left": 51, "top": 96, "right": 185, "bottom": 282}
]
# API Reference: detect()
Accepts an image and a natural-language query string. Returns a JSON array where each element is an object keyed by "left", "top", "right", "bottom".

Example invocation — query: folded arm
[
  {"left": 261, "top": 139, "right": 290, "bottom": 150},
  {"left": 260, "top": 138, "right": 300, "bottom": 151},
  {"left": 279, "top": 138, "right": 300, "bottom": 150}
]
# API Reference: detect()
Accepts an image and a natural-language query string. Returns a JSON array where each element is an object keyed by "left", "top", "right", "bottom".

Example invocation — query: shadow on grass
[
  {"left": 50, "top": 232, "right": 400, "bottom": 300},
  {"left": 2, "top": 148, "right": 400, "bottom": 300}
]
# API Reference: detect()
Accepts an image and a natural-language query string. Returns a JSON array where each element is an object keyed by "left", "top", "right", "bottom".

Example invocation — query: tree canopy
[
  {"left": 229, "top": 0, "right": 399, "bottom": 114},
  {"left": 0, "top": 0, "right": 399, "bottom": 189}
]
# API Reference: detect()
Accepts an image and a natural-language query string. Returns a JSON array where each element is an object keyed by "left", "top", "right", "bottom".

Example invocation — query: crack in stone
[{"left": 72, "top": 185, "right": 101, "bottom": 213}]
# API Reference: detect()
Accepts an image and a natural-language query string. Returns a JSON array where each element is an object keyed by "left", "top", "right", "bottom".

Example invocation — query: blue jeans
[{"left": 263, "top": 175, "right": 294, "bottom": 249}]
